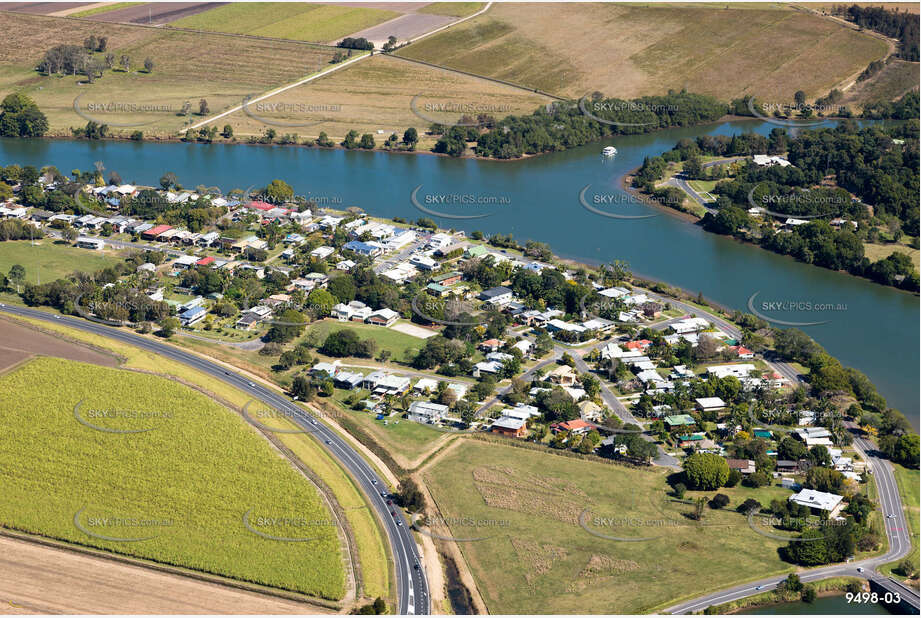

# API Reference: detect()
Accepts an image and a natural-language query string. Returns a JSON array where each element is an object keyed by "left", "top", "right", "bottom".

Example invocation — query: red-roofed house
[
  {"left": 478, "top": 338, "right": 502, "bottom": 353},
  {"left": 625, "top": 339, "right": 652, "bottom": 351},
  {"left": 247, "top": 201, "right": 275, "bottom": 211},
  {"left": 730, "top": 345, "right": 755, "bottom": 359},
  {"left": 550, "top": 419, "right": 593, "bottom": 435},
  {"left": 142, "top": 224, "right": 172, "bottom": 240},
  {"left": 196, "top": 256, "right": 215, "bottom": 267}
]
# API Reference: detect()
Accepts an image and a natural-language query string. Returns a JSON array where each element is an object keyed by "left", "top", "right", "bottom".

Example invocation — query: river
[{"left": 1, "top": 120, "right": 917, "bottom": 427}]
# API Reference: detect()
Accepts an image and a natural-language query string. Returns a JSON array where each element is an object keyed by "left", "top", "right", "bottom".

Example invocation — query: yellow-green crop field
[{"left": 0, "top": 357, "right": 346, "bottom": 600}]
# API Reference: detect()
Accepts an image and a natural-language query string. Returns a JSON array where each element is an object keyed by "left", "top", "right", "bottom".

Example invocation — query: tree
[
  {"left": 683, "top": 453, "right": 729, "bottom": 490},
  {"left": 306, "top": 288, "right": 336, "bottom": 317},
  {"left": 8, "top": 264, "right": 25, "bottom": 292},
  {"left": 382, "top": 35, "right": 398, "bottom": 52},
  {"left": 264, "top": 179, "right": 294, "bottom": 203},
  {"left": 725, "top": 469, "right": 742, "bottom": 487},
  {"left": 744, "top": 470, "right": 770, "bottom": 488},
  {"left": 159, "top": 172, "right": 178, "bottom": 190},
  {"left": 198, "top": 99, "right": 210, "bottom": 116},
  {"left": 143, "top": 57, "right": 154, "bottom": 73},
  {"left": 784, "top": 573, "right": 803, "bottom": 593},
  {"left": 402, "top": 127, "right": 419, "bottom": 149},
  {"left": 801, "top": 586, "right": 816, "bottom": 603},
  {"left": 794, "top": 90, "right": 806, "bottom": 107},
  {"left": 397, "top": 477, "right": 425, "bottom": 512},
  {"left": 222, "top": 124, "right": 233, "bottom": 138},
  {"left": 120, "top": 54, "right": 130, "bottom": 71},
  {"left": 359, "top": 133, "right": 375, "bottom": 149},
  {"left": 673, "top": 483, "right": 686, "bottom": 499},
  {"left": 0, "top": 93, "right": 49, "bottom": 138},
  {"left": 158, "top": 317, "right": 180, "bottom": 338}
]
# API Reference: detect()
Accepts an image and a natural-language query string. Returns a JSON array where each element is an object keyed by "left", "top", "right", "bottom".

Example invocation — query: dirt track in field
[
  {"left": 0, "top": 535, "right": 334, "bottom": 614},
  {"left": 0, "top": 316, "right": 120, "bottom": 373}
]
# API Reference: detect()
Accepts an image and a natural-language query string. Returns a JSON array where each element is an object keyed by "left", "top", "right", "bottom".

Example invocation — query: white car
[
  {"left": 248, "top": 382, "right": 255, "bottom": 387},
  {"left": 856, "top": 567, "right": 864, "bottom": 573}
]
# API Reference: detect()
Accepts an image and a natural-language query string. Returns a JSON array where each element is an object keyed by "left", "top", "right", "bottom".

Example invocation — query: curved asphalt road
[{"left": 0, "top": 304, "right": 429, "bottom": 615}]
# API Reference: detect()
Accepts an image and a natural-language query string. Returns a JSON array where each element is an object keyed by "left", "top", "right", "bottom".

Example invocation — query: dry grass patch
[
  {"left": 213, "top": 53, "right": 551, "bottom": 144},
  {"left": 0, "top": 12, "right": 337, "bottom": 136},
  {"left": 397, "top": 3, "right": 889, "bottom": 101}
]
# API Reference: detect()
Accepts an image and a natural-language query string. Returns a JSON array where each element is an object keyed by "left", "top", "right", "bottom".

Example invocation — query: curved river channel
[{"left": 1, "top": 119, "right": 917, "bottom": 427}]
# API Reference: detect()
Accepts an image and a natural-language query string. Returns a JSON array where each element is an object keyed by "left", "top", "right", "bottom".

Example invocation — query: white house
[
  {"left": 788, "top": 489, "right": 843, "bottom": 514},
  {"left": 407, "top": 401, "right": 448, "bottom": 424}
]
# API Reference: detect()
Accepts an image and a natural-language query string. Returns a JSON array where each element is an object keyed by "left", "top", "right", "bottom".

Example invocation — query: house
[
  {"left": 478, "top": 286, "right": 513, "bottom": 305},
  {"left": 367, "top": 308, "right": 399, "bottom": 326},
  {"left": 775, "top": 460, "right": 801, "bottom": 473},
  {"left": 546, "top": 364, "right": 577, "bottom": 387},
  {"left": 142, "top": 224, "right": 172, "bottom": 240},
  {"left": 752, "top": 154, "right": 793, "bottom": 168},
  {"left": 502, "top": 404, "right": 540, "bottom": 421},
  {"left": 178, "top": 306, "right": 206, "bottom": 327},
  {"left": 730, "top": 345, "right": 755, "bottom": 359},
  {"left": 707, "top": 364, "right": 756, "bottom": 380},
  {"left": 512, "top": 340, "right": 533, "bottom": 358},
  {"left": 472, "top": 360, "right": 503, "bottom": 377},
  {"left": 235, "top": 313, "right": 262, "bottom": 330},
  {"left": 408, "top": 401, "right": 448, "bottom": 424},
  {"left": 625, "top": 339, "right": 652, "bottom": 352},
  {"left": 198, "top": 231, "right": 220, "bottom": 247},
  {"left": 664, "top": 414, "right": 696, "bottom": 429},
  {"left": 550, "top": 419, "right": 593, "bottom": 435},
  {"left": 478, "top": 339, "right": 503, "bottom": 353},
  {"left": 671, "top": 317, "right": 710, "bottom": 334},
  {"left": 311, "top": 362, "right": 338, "bottom": 377},
  {"left": 410, "top": 254, "right": 437, "bottom": 271},
  {"left": 578, "top": 400, "right": 603, "bottom": 422},
  {"left": 465, "top": 244, "right": 488, "bottom": 258},
  {"left": 75, "top": 237, "right": 105, "bottom": 250},
  {"left": 413, "top": 378, "right": 439, "bottom": 394},
  {"left": 446, "top": 383, "right": 467, "bottom": 401},
  {"left": 337, "top": 259, "right": 357, "bottom": 271},
  {"left": 788, "top": 489, "right": 843, "bottom": 515},
  {"left": 794, "top": 427, "right": 833, "bottom": 447},
  {"left": 310, "top": 246, "right": 336, "bottom": 260},
  {"left": 332, "top": 300, "right": 370, "bottom": 321},
  {"left": 363, "top": 372, "right": 411, "bottom": 395},
  {"left": 173, "top": 255, "right": 199, "bottom": 269},
  {"left": 343, "top": 240, "right": 382, "bottom": 257},
  {"left": 137, "top": 262, "right": 157, "bottom": 275},
  {"left": 726, "top": 459, "right": 756, "bottom": 475},
  {"left": 491, "top": 416, "right": 527, "bottom": 437},
  {"left": 431, "top": 271, "right": 463, "bottom": 287},
  {"left": 547, "top": 319, "right": 586, "bottom": 335},
  {"left": 695, "top": 397, "right": 726, "bottom": 412}
]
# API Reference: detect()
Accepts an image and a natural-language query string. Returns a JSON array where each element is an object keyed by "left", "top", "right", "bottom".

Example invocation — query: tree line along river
[{"left": 1, "top": 118, "right": 917, "bottom": 429}]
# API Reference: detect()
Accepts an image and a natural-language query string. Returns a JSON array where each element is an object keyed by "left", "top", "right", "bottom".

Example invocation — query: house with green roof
[
  {"left": 466, "top": 244, "right": 487, "bottom": 258},
  {"left": 665, "top": 414, "right": 696, "bottom": 428}
]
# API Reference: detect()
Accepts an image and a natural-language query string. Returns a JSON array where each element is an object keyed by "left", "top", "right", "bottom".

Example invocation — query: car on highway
[
  {"left": 371, "top": 479, "right": 377, "bottom": 485},
  {"left": 396, "top": 520, "right": 402, "bottom": 527},
  {"left": 391, "top": 511, "right": 396, "bottom": 516},
  {"left": 857, "top": 567, "right": 864, "bottom": 573},
  {"left": 325, "top": 439, "right": 332, "bottom": 445},
  {"left": 755, "top": 586, "right": 763, "bottom": 591},
  {"left": 414, "top": 563, "right": 420, "bottom": 571},
  {"left": 311, "top": 419, "right": 318, "bottom": 425}
]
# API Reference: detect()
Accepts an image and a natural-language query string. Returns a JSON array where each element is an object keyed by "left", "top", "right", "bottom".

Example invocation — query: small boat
[{"left": 602, "top": 146, "right": 617, "bottom": 157}]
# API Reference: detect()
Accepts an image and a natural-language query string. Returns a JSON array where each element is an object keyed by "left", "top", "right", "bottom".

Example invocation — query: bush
[
  {"left": 801, "top": 586, "right": 816, "bottom": 603},
  {"left": 709, "top": 493, "right": 730, "bottom": 509},
  {"left": 744, "top": 470, "right": 770, "bottom": 488},
  {"left": 725, "top": 469, "right": 742, "bottom": 487},
  {"left": 737, "top": 498, "right": 762, "bottom": 514}
]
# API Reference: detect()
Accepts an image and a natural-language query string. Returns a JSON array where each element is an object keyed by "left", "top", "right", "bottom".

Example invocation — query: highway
[
  {"left": 664, "top": 423, "right": 915, "bottom": 614},
  {"left": 0, "top": 304, "right": 429, "bottom": 615}
]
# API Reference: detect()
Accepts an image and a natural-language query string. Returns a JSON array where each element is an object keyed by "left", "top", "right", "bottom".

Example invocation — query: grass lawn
[
  {"left": 330, "top": 390, "right": 446, "bottom": 468},
  {"left": 881, "top": 463, "right": 920, "bottom": 580},
  {"left": 304, "top": 318, "right": 427, "bottom": 364},
  {"left": 422, "top": 439, "right": 792, "bottom": 614},
  {"left": 864, "top": 241, "right": 920, "bottom": 271},
  {"left": 417, "top": 2, "right": 484, "bottom": 17},
  {"left": 396, "top": 3, "right": 887, "bottom": 101},
  {"left": 72, "top": 2, "right": 141, "bottom": 17},
  {"left": 0, "top": 240, "right": 124, "bottom": 284},
  {"left": 171, "top": 3, "right": 401, "bottom": 43},
  {"left": 0, "top": 356, "right": 345, "bottom": 599},
  {"left": 0, "top": 12, "right": 337, "bottom": 138}
]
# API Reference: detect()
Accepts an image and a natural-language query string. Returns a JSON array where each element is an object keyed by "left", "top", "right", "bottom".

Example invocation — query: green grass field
[
  {"left": 171, "top": 3, "right": 400, "bottom": 43},
  {"left": 422, "top": 439, "right": 792, "bottom": 614},
  {"left": 0, "top": 357, "right": 346, "bottom": 600},
  {"left": 72, "top": 2, "right": 141, "bottom": 17},
  {"left": 0, "top": 240, "right": 124, "bottom": 284},
  {"left": 305, "top": 319, "right": 427, "bottom": 364},
  {"left": 417, "top": 2, "right": 484, "bottom": 18}
]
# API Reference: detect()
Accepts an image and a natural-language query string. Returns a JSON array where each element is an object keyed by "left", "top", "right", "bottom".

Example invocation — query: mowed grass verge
[
  {"left": 881, "top": 463, "right": 920, "bottom": 579},
  {"left": 0, "top": 12, "right": 337, "bottom": 137},
  {"left": 171, "top": 2, "right": 400, "bottom": 43},
  {"left": 396, "top": 3, "right": 888, "bottom": 101},
  {"left": 0, "top": 357, "right": 345, "bottom": 599},
  {"left": 422, "top": 439, "right": 791, "bottom": 614},
  {"left": 3, "top": 315, "right": 392, "bottom": 604},
  {"left": 0, "top": 240, "right": 125, "bottom": 284}
]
